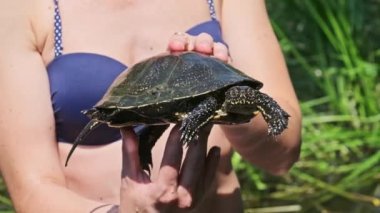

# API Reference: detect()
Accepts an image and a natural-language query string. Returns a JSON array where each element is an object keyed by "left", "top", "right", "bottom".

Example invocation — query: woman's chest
[{"left": 41, "top": 0, "right": 216, "bottom": 66}]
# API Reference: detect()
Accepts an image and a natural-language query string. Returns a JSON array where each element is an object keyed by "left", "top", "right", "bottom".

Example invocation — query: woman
[{"left": 0, "top": 0, "right": 302, "bottom": 212}]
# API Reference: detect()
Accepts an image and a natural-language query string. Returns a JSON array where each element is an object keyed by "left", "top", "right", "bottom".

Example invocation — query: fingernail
[
  {"left": 177, "top": 186, "right": 193, "bottom": 208},
  {"left": 196, "top": 41, "right": 213, "bottom": 53},
  {"left": 174, "top": 32, "right": 187, "bottom": 37},
  {"left": 210, "top": 146, "right": 221, "bottom": 158}
]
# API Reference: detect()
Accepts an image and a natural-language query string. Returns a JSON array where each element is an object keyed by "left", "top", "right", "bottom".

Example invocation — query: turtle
[{"left": 65, "top": 52, "right": 290, "bottom": 171}]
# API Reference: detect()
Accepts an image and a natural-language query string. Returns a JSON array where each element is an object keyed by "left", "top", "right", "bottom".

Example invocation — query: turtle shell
[{"left": 96, "top": 52, "right": 263, "bottom": 110}]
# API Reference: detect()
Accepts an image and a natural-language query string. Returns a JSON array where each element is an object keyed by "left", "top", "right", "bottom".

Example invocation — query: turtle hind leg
[
  {"left": 65, "top": 120, "right": 102, "bottom": 166},
  {"left": 180, "top": 96, "right": 219, "bottom": 145},
  {"left": 224, "top": 86, "right": 289, "bottom": 136},
  {"left": 137, "top": 124, "right": 170, "bottom": 174}
]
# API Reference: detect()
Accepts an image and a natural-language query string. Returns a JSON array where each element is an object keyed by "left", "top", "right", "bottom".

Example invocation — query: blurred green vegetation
[
  {"left": 0, "top": 178, "right": 12, "bottom": 211},
  {"left": 235, "top": 0, "right": 380, "bottom": 212},
  {"left": 1, "top": 0, "right": 379, "bottom": 212}
]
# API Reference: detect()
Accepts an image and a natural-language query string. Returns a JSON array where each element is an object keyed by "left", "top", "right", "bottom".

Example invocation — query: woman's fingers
[
  {"left": 120, "top": 127, "right": 155, "bottom": 213},
  {"left": 203, "top": 146, "right": 221, "bottom": 190},
  {"left": 177, "top": 125, "right": 213, "bottom": 208},
  {"left": 157, "top": 124, "right": 183, "bottom": 203},
  {"left": 168, "top": 32, "right": 213, "bottom": 54},
  {"left": 194, "top": 33, "right": 214, "bottom": 54},
  {"left": 168, "top": 32, "right": 229, "bottom": 62},
  {"left": 120, "top": 124, "right": 219, "bottom": 212},
  {"left": 120, "top": 127, "right": 142, "bottom": 180},
  {"left": 168, "top": 32, "right": 193, "bottom": 52},
  {"left": 213, "top": 42, "right": 229, "bottom": 62},
  {"left": 176, "top": 140, "right": 206, "bottom": 208}
]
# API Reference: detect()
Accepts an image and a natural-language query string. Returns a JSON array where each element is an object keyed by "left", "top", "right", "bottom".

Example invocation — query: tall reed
[{"left": 235, "top": 0, "right": 380, "bottom": 212}]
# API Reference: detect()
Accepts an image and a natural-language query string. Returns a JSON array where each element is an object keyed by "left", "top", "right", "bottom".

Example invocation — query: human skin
[{"left": 0, "top": 0, "right": 301, "bottom": 212}]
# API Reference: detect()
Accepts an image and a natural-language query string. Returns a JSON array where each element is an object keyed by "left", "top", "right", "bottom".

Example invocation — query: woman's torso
[{"left": 36, "top": 0, "right": 243, "bottom": 211}]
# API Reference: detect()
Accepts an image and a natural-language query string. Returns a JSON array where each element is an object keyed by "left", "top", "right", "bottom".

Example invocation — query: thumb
[{"left": 120, "top": 127, "right": 142, "bottom": 180}]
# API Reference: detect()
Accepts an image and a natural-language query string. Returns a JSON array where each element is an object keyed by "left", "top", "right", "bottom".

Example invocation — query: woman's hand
[
  {"left": 119, "top": 124, "right": 220, "bottom": 213},
  {"left": 168, "top": 32, "right": 229, "bottom": 62}
]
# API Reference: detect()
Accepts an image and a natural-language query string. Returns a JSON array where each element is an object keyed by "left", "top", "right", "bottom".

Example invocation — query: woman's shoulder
[{"left": 0, "top": 0, "right": 54, "bottom": 52}]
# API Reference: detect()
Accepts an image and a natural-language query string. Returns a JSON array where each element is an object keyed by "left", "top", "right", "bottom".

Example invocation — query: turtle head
[{"left": 223, "top": 86, "right": 259, "bottom": 115}]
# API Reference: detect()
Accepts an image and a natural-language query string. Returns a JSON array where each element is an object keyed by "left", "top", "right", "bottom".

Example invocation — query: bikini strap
[
  {"left": 53, "top": 0, "right": 63, "bottom": 57},
  {"left": 206, "top": 0, "right": 217, "bottom": 20}
]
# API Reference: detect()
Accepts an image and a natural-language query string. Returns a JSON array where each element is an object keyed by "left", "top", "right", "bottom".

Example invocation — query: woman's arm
[
  {"left": 0, "top": 1, "right": 112, "bottom": 212},
  {"left": 219, "top": 0, "right": 302, "bottom": 175}
]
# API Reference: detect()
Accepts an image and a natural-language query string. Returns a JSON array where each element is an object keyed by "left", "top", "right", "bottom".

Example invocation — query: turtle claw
[
  {"left": 268, "top": 114, "right": 289, "bottom": 136},
  {"left": 267, "top": 105, "right": 290, "bottom": 136},
  {"left": 180, "top": 119, "right": 198, "bottom": 146}
]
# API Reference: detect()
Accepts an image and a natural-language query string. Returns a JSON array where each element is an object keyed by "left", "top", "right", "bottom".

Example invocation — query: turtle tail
[{"left": 65, "top": 120, "right": 102, "bottom": 166}]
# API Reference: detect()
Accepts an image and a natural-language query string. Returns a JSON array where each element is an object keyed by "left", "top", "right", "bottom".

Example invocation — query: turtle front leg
[
  {"left": 180, "top": 96, "right": 218, "bottom": 145},
  {"left": 224, "top": 86, "right": 290, "bottom": 136}
]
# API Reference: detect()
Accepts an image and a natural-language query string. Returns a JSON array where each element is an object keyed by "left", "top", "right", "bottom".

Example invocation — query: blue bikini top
[{"left": 48, "top": 0, "right": 226, "bottom": 145}]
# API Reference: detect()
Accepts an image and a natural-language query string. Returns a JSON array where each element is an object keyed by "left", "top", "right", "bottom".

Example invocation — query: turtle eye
[
  {"left": 226, "top": 87, "right": 240, "bottom": 98},
  {"left": 247, "top": 89, "right": 257, "bottom": 98}
]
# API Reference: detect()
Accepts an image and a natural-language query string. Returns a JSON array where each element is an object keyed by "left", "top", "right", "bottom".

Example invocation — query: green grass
[
  {"left": 235, "top": 0, "right": 380, "bottom": 212},
  {"left": 0, "top": 178, "right": 12, "bottom": 211}
]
